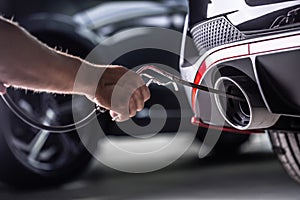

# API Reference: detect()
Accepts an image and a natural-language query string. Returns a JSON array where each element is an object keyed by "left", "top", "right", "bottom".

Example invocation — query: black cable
[
  {"left": 2, "top": 66, "right": 245, "bottom": 133},
  {"left": 171, "top": 76, "right": 246, "bottom": 102},
  {"left": 1, "top": 93, "right": 101, "bottom": 133}
]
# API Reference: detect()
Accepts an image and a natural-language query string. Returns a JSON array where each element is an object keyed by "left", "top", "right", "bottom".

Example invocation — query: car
[
  {"left": 180, "top": 0, "right": 300, "bottom": 183},
  {"left": 0, "top": 0, "right": 186, "bottom": 188},
  {"left": 0, "top": 0, "right": 250, "bottom": 188}
]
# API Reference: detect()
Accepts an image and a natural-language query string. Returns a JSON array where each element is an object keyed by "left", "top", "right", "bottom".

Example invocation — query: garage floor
[{"left": 0, "top": 134, "right": 300, "bottom": 200}]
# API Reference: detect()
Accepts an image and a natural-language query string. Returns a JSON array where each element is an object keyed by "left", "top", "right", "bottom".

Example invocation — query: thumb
[
  {"left": 0, "top": 82, "right": 8, "bottom": 94},
  {"left": 109, "top": 110, "right": 120, "bottom": 121}
]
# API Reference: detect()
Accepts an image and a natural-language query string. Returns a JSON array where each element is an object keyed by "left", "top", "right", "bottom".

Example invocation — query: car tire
[
  {"left": 0, "top": 90, "right": 94, "bottom": 188},
  {"left": 269, "top": 130, "right": 300, "bottom": 183}
]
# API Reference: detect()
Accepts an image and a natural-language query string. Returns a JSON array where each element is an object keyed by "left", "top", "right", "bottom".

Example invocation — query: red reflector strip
[
  {"left": 192, "top": 61, "right": 207, "bottom": 110},
  {"left": 191, "top": 44, "right": 249, "bottom": 111},
  {"left": 191, "top": 117, "right": 263, "bottom": 134},
  {"left": 190, "top": 33, "right": 300, "bottom": 131}
]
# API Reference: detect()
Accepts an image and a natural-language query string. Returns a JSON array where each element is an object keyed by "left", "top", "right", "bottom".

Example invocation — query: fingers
[
  {"left": 109, "top": 110, "right": 121, "bottom": 121},
  {"left": 110, "top": 85, "right": 150, "bottom": 122},
  {"left": 129, "top": 97, "right": 137, "bottom": 117},
  {"left": 129, "top": 86, "right": 150, "bottom": 117},
  {"left": 109, "top": 97, "right": 137, "bottom": 122},
  {"left": 95, "top": 67, "right": 151, "bottom": 122},
  {"left": 109, "top": 110, "right": 129, "bottom": 122},
  {"left": 141, "top": 85, "right": 151, "bottom": 102},
  {"left": 0, "top": 82, "right": 7, "bottom": 94},
  {"left": 134, "top": 89, "right": 144, "bottom": 112}
]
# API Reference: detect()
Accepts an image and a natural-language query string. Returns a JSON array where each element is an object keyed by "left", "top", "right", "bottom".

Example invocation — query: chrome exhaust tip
[{"left": 214, "top": 76, "right": 279, "bottom": 130}]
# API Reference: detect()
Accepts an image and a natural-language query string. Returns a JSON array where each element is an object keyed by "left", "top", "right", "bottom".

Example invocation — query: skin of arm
[{"left": 0, "top": 17, "right": 150, "bottom": 122}]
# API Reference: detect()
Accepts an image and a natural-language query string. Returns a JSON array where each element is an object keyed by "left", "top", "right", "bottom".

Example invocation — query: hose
[
  {"left": 1, "top": 93, "right": 101, "bottom": 133},
  {"left": 1, "top": 66, "right": 245, "bottom": 133}
]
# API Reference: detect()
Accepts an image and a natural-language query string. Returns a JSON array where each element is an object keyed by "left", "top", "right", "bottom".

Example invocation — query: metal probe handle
[
  {"left": 137, "top": 65, "right": 245, "bottom": 101},
  {"left": 1, "top": 65, "right": 244, "bottom": 133}
]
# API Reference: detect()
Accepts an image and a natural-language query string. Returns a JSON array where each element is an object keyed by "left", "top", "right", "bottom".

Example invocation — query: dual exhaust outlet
[{"left": 214, "top": 76, "right": 279, "bottom": 130}]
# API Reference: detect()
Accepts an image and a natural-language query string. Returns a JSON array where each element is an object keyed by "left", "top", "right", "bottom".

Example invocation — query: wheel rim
[{"left": 2, "top": 90, "right": 87, "bottom": 172}]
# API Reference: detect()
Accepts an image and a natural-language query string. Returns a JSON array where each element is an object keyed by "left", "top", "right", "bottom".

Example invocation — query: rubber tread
[{"left": 269, "top": 131, "right": 300, "bottom": 183}]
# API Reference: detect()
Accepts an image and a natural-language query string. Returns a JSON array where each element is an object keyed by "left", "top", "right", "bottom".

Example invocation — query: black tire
[
  {"left": 0, "top": 28, "right": 98, "bottom": 188},
  {"left": 0, "top": 91, "right": 94, "bottom": 188},
  {"left": 269, "top": 130, "right": 300, "bottom": 183},
  {"left": 196, "top": 128, "right": 250, "bottom": 155}
]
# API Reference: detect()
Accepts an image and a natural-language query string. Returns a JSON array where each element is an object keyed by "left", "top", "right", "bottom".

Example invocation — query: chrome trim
[
  {"left": 180, "top": 29, "right": 300, "bottom": 120},
  {"left": 179, "top": 14, "right": 189, "bottom": 67},
  {"left": 214, "top": 77, "right": 253, "bottom": 130},
  {"left": 214, "top": 76, "right": 280, "bottom": 130}
]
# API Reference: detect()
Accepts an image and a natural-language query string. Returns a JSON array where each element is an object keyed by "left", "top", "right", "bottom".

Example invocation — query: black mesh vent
[{"left": 190, "top": 17, "right": 246, "bottom": 53}]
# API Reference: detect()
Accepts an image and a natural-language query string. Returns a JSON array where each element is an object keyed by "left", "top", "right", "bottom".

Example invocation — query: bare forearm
[
  {"left": 0, "top": 17, "right": 101, "bottom": 95},
  {"left": 0, "top": 17, "right": 151, "bottom": 122}
]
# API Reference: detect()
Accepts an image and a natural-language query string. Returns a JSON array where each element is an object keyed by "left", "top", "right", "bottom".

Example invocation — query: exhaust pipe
[{"left": 214, "top": 76, "right": 279, "bottom": 130}]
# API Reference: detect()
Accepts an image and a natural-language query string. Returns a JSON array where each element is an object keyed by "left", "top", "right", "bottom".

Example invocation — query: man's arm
[{"left": 0, "top": 17, "right": 150, "bottom": 122}]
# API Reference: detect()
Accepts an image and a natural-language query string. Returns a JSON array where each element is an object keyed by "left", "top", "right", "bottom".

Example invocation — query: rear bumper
[{"left": 180, "top": 24, "right": 300, "bottom": 130}]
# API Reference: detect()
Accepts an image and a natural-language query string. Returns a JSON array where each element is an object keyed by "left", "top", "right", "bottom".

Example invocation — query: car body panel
[{"left": 180, "top": 1, "right": 300, "bottom": 131}]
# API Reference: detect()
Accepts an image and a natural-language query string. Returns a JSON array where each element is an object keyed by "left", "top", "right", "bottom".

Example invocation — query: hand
[
  {"left": 0, "top": 82, "right": 8, "bottom": 94},
  {"left": 92, "top": 66, "right": 150, "bottom": 122}
]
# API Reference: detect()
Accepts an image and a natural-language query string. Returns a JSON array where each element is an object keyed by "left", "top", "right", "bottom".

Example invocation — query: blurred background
[
  {"left": 0, "top": 0, "right": 300, "bottom": 199},
  {"left": 1, "top": 134, "right": 300, "bottom": 200}
]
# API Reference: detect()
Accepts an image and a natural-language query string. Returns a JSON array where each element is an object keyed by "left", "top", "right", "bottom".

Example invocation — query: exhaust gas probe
[{"left": 1, "top": 65, "right": 244, "bottom": 133}]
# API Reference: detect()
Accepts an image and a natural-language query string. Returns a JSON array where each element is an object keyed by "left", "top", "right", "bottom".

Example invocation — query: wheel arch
[{"left": 19, "top": 13, "right": 98, "bottom": 56}]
